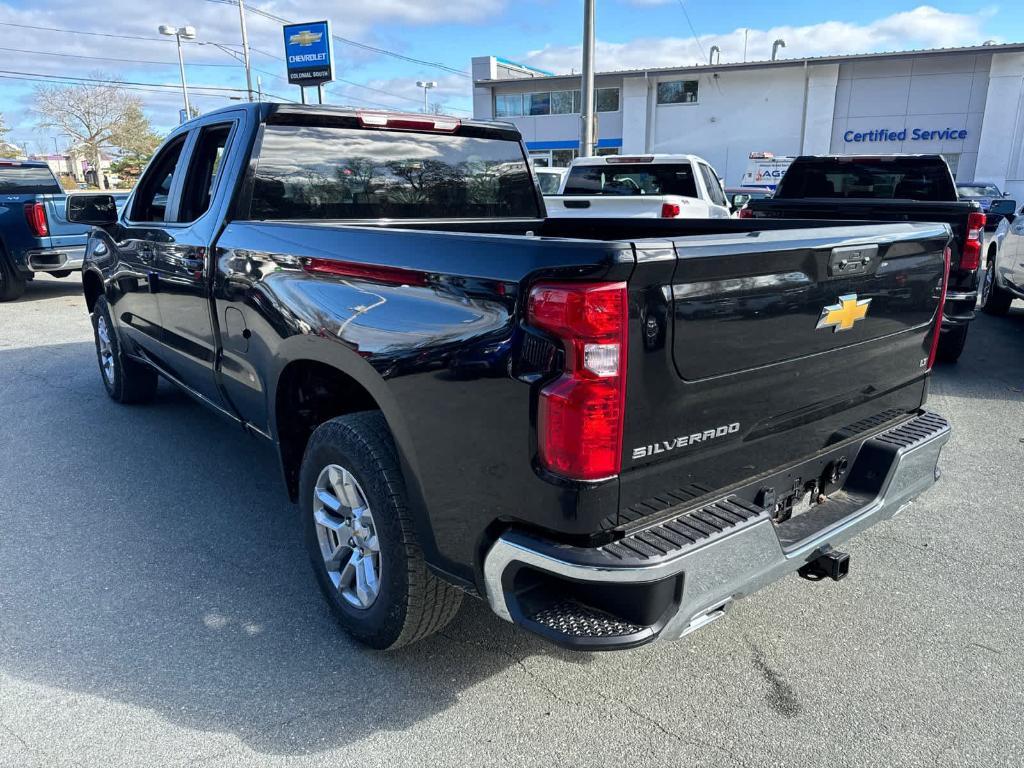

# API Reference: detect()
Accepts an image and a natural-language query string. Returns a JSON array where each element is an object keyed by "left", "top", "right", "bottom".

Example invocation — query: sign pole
[
  {"left": 299, "top": 87, "right": 306, "bottom": 105},
  {"left": 317, "top": 84, "right": 324, "bottom": 105}
]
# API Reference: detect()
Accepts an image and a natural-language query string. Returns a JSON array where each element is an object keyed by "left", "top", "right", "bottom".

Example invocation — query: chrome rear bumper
[{"left": 483, "top": 411, "right": 950, "bottom": 649}]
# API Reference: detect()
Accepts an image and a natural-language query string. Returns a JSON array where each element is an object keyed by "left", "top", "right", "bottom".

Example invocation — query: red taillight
[
  {"left": 737, "top": 206, "right": 753, "bottom": 219},
  {"left": 961, "top": 211, "right": 986, "bottom": 271},
  {"left": 302, "top": 257, "right": 427, "bottom": 286},
  {"left": 528, "top": 281, "right": 628, "bottom": 481},
  {"left": 927, "top": 246, "right": 952, "bottom": 370},
  {"left": 24, "top": 202, "right": 48, "bottom": 237},
  {"left": 660, "top": 202, "right": 681, "bottom": 218}
]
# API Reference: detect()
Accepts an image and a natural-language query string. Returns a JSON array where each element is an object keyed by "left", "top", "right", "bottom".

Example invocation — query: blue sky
[{"left": 0, "top": 1, "right": 1012, "bottom": 153}]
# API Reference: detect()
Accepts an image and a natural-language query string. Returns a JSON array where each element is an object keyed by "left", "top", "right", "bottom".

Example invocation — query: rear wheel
[
  {"left": 980, "top": 247, "right": 1013, "bottom": 316},
  {"left": 934, "top": 323, "right": 968, "bottom": 364},
  {"left": 49, "top": 270, "right": 73, "bottom": 279},
  {"left": 300, "top": 412, "right": 462, "bottom": 649},
  {"left": 91, "top": 296, "right": 158, "bottom": 403},
  {"left": 0, "top": 248, "right": 26, "bottom": 302}
]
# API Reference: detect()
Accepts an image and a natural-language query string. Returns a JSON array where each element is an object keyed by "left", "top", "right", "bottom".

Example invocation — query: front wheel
[
  {"left": 300, "top": 412, "right": 462, "bottom": 649},
  {"left": 980, "top": 247, "right": 1013, "bottom": 316},
  {"left": 91, "top": 296, "right": 158, "bottom": 403}
]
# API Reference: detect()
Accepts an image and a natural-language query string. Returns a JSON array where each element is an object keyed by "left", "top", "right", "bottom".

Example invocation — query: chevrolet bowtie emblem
[
  {"left": 816, "top": 293, "right": 871, "bottom": 333},
  {"left": 289, "top": 31, "right": 323, "bottom": 46}
]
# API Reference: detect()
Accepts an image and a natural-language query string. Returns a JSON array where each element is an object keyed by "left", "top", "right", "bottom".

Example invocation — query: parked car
[
  {"left": 545, "top": 154, "right": 731, "bottom": 218},
  {"left": 70, "top": 104, "right": 951, "bottom": 651},
  {"left": 956, "top": 180, "right": 1007, "bottom": 212},
  {"left": 726, "top": 186, "right": 771, "bottom": 215},
  {"left": 0, "top": 159, "right": 127, "bottom": 301},
  {"left": 980, "top": 199, "right": 1024, "bottom": 315},
  {"left": 744, "top": 154, "right": 983, "bottom": 364},
  {"left": 534, "top": 166, "right": 567, "bottom": 195}
]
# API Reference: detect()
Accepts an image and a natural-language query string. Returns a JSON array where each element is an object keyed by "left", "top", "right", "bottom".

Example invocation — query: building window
[
  {"left": 657, "top": 80, "right": 699, "bottom": 105},
  {"left": 527, "top": 92, "right": 550, "bottom": 116},
  {"left": 595, "top": 147, "right": 620, "bottom": 157},
  {"left": 551, "top": 149, "right": 578, "bottom": 167},
  {"left": 496, "top": 88, "right": 621, "bottom": 117},
  {"left": 530, "top": 151, "right": 552, "bottom": 167},
  {"left": 495, "top": 93, "right": 524, "bottom": 117},
  {"left": 550, "top": 90, "right": 575, "bottom": 115},
  {"left": 596, "top": 88, "right": 620, "bottom": 112}
]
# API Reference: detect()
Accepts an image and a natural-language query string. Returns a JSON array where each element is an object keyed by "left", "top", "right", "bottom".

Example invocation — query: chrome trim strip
[
  {"left": 483, "top": 418, "right": 950, "bottom": 638},
  {"left": 944, "top": 291, "right": 978, "bottom": 301}
]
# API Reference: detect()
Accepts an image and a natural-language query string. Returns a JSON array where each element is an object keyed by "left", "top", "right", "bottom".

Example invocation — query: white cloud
[{"left": 523, "top": 5, "right": 998, "bottom": 73}]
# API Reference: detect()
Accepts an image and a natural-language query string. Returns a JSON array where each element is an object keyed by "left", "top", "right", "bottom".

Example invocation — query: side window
[
  {"left": 178, "top": 123, "right": 233, "bottom": 223},
  {"left": 131, "top": 136, "right": 187, "bottom": 222},
  {"left": 700, "top": 164, "right": 727, "bottom": 206}
]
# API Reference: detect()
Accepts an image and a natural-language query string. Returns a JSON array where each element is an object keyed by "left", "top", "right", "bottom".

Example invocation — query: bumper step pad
[
  {"left": 529, "top": 601, "right": 644, "bottom": 639},
  {"left": 602, "top": 496, "right": 767, "bottom": 562}
]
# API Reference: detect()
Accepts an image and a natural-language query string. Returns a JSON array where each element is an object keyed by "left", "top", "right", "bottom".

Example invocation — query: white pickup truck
[{"left": 545, "top": 154, "right": 732, "bottom": 219}]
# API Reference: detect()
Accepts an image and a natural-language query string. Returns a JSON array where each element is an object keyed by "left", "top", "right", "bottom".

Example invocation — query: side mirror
[
  {"left": 989, "top": 199, "right": 1017, "bottom": 222},
  {"left": 67, "top": 194, "right": 118, "bottom": 226}
]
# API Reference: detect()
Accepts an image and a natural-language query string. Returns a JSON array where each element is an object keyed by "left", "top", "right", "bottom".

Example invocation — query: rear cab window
[
  {"left": 249, "top": 123, "right": 541, "bottom": 220},
  {"left": 562, "top": 162, "right": 698, "bottom": 197},
  {"left": 775, "top": 157, "right": 957, "bottom": 201},
  {"left": 0, "top": 163, "right": 62, "bottom": 195}
]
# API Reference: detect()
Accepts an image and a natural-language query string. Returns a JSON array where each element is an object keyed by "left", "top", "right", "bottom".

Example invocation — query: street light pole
[
  {"left": 580, "top": 0, "right": 596, "bottom": 157},
  {"left": 237, "top": 0, "right": 255, "bottom": 101},
  {"left": 160, "top": 25, "right": 197, "bottom": 119},
  {"left": 416, "top": 80, "right": 437, "bottom": 113}
]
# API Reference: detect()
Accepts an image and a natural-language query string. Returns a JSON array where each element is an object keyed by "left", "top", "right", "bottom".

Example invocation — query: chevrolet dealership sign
[{"left": 283, "top": 20, "right": 334, "bottom": 86}]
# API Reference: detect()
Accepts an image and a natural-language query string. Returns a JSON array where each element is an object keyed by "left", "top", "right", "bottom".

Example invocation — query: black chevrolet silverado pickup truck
[
  {"left": 69, "top": 104, "right": 951, "bottom": 651},
  {"left": 743, "top": 154, "right": 983, "bottom": 364}
]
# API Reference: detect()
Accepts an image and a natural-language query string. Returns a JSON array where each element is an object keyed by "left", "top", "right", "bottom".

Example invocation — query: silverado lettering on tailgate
[{"left": 632, "top": 422, "right": 741, "bottom": 460}]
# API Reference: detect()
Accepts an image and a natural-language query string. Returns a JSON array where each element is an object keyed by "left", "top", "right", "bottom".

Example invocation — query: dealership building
[{"left": 471, "top": 43, "right": 1024, "bottom": 196}]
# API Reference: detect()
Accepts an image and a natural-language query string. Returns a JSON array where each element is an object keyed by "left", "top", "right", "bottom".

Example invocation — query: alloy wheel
[
  {"left": 96, "top": 315, "right": 116, "bottom": 386},
  {"left": 312, "top": 464, "right": 382, "bottom": 609}
]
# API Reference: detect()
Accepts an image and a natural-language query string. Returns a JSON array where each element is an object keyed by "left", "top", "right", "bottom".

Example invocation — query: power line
[
  {"left": 205, "top": 0, "right": 471, "bottom": 77},
  {"left": 0, "top": 20, "right": 236, "bottom": 48},
  {"left": 0, "top": 45, "right": 243, "bottom": 69},
  {"left": 0, "top": 68, "right": 252, "bottom": 96},
  {"left": 675, "top": 0, "right": 708, "bottom": 63}
]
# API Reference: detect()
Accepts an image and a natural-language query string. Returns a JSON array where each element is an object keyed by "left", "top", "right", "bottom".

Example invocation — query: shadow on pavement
[
  {"left": 0, "top": 341, "right": 587, "bottom": 756},
  {"left": 8, "top": 275, "right": 84, "bottom": 304},
  {"left": 930, "top": 305, "right": 1024, "bottom": 397}
]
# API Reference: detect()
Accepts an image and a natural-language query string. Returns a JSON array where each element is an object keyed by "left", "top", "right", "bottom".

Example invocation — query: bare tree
[
  {"left": 0, "top": 113, "right": 20, "bottom": 157},
  {"left": 33, "top": 75, "right": 146, "bottom": 189}
]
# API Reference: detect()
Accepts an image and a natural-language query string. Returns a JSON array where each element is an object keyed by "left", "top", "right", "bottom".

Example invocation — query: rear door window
[
  {"left": 178, "top": 123, "right": 233, "bottom": 222},
  {"left": 0, "top": 164, "right": 62, "bottom": 195},
  {"left": 250, "top": 125, "right": 540, "bottom": 220},
  {"left": 562, "top": 163, "right": 698, "bottom": 197},
  {"left": 699, "top": 164, "right": 728, "bottom": 206}
]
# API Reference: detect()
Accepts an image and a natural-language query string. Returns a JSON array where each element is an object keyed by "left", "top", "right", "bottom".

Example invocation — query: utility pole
[
  {"left": 580, "top": 0, "right": 596, "bottom": 157},
  {"left": 237, "top": 0, "right": 255, "bottom": 101}
]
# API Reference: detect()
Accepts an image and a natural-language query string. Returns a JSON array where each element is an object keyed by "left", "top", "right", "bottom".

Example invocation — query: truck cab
[{"left": 545, "top": 154, "right": 732, "bottom": 219}]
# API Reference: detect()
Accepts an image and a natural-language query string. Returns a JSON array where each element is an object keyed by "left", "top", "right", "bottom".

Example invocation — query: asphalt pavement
[{"left": 1, "top": 274, "right": 1021, "bottom": 767}]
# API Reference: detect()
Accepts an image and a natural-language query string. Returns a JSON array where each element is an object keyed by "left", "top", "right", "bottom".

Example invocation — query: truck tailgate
[{"left": 620, "top": 222, "right": 950, "bottom": 515}]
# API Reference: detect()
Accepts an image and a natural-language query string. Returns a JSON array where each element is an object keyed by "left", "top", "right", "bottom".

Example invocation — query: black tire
[
  {"left": 980, "top": 248, "right": 1013, "bottom": 317},
  {"left": 300, "top": 411, "right": 462, "bottom": 649},
  {"left": 0, "top": 248, "right": 27, "bottom": 302},
  {"left": 90, "top": 295, "right": 158, "bottom": 404},
  {"left": 49, "top": 270, "right": 73, "bottom": 279},
  {"left": 935, "top": 323, "right": 968, "bottom": 365}
]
